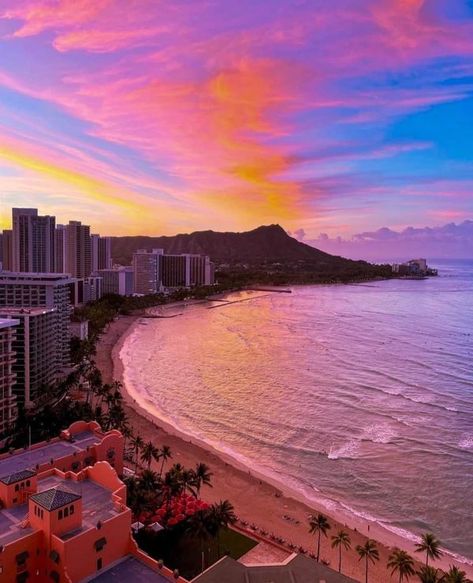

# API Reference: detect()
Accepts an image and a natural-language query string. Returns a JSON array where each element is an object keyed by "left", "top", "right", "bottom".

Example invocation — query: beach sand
[{"left": 95, "top": 312, "right": 473, "bottom": 583}]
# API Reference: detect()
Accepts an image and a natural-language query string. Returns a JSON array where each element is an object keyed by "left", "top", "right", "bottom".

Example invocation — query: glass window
[{"left": 58, "top": 510, "right": 63, "bottom": 520}]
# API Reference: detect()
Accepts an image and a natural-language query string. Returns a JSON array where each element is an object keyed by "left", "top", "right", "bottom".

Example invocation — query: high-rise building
[
  {"left": 132, "top": 249, "right": 214, "bottom": 294},
  {"left": 0, "top": 272, "right": 76, "bottom": 370},
  {"left": 12, "top": 208, "right": 56, "bottom": 273},
  {"left": 0, "top": 318, "right": 18, "bottom": 435},
  {"left": 66, "top": 220, "right": 91, "bottom": 278},
  {"left": 160, "top": 254, "right": 214, "bottom": 288},
  {"left": 55, "top": 224, "right": 67, "bottom": 273},
  {"left": 1, "top": 229, "right": 13, "bottom": 271},
  {"left": 91, "top": 234, "right": 112, "bottom": 272},
  {"left": 133, "top": 248, "right": 163, "bottom": 295},
  {"left": 97, "top": 267, "right": 134, "bottom": 296},
  {"left": 0, "top": 307, "right": 57, "bottom": 409}
]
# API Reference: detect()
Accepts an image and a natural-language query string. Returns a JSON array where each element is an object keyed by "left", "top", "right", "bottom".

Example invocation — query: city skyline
[{"left": 1, "top": 0, "right": 472, "bottom": 246}]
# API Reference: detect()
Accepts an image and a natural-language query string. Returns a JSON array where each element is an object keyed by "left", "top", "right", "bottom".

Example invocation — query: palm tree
[
  {"left": 141, "top": 441, "right": 159, "bottom": 470},
  {"left": 442, "top": 566, "right": 471, "bottom": 583},
  {"left": 308, "top": 513, "right": 331, "bottom": 562},
  {"left": 194, "top": 463, "right": 213, "bottom": 497},
  {"left": 210, "top": 500, "right": 237, "bottom": 558},
  {"left": 415, "top": 533, "right": 443, "bottom": 567},
  {"left": 186, "top": 509, "right": 215, "bottom": 573},
  {"left": 356, "top": 539, "right": 380, "bottom": 583},
  {"left": 331, "top": 530, "right": 351, "bottom": 573},
  {"left": 387, "top": 548, "right": 415, "bottom": 582},
  {"left": 159, "top": 445, "right": 172, "bottom": 477},
  {"left": 417, "top": 566, "right": 442, "bottom": 583},
  {"left": 131, "top": 434, "right": 144, "bottom": 471},
  {"left": 139, "top": 469, "right": 160, "bottom": 491}
]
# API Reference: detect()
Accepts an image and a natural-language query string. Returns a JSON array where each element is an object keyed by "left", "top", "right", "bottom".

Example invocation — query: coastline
[{"left": 95, "top": 308, "right": 473, "bottom": 582}]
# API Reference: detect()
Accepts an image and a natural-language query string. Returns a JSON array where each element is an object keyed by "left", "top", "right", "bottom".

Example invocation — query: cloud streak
[{"left": 0, "top": 0, "right": 472, "bottom": 236}]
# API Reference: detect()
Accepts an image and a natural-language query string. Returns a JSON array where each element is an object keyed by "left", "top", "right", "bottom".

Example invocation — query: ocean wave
[
  {"left": 328, "top": 423, "right": 399, "bottom": 459},
  {"left": 459, "top": 435, "right": 473, "bottom": 450}
]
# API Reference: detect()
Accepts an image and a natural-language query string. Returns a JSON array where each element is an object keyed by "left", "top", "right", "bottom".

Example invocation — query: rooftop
[
  {"left": 0, "top": 272, "right": 77, "bottom": 283},
  {"left": 39, "top": 474, "right": 121, "bottom": 539},
  {"left": 0, "top": 469, "right": 121, "bottom": 545},
  {"left": 85, "top": 556, "right": 170, "bottom": 582},
  {"left": 0, "top": 318, "right": 19, "bottom": 330},
  {"left": 0, "top": 430, "right": 99, "bottom": 483},
  {"left": 31, "top": 487, "right": 81, "bottom": 511},
  {"left": 192, "top": 554, "right": 358, "bottom": 583},
  {"left": 0, "top": 468, "right": 36, "bottom": 485},
  {"left": 0, "top": 307, "right": 56, "bottom": 317}
]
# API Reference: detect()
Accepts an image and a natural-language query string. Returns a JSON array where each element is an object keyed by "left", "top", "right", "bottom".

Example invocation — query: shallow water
[{"left": 121, "top": 259, "right": 473, "bottom": 559}]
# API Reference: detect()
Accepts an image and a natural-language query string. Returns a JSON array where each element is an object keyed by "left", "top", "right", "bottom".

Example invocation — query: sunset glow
[{"left": 1, "top": 0, "right": 472, "bottom": 236}]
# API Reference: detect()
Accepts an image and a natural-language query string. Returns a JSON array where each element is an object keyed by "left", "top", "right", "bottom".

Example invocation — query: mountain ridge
[{"left": 112, "top": 224, "right": 341, "bottom": 265}]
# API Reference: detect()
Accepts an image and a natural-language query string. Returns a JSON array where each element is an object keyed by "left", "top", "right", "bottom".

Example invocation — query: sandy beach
[{"left": 95, "top": 310, "right": 473, "bottom": 583}]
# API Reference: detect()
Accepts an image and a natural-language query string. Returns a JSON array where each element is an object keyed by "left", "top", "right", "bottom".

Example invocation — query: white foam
[{"left": 459, "top": 435, "right": 473, "bottom": 450}]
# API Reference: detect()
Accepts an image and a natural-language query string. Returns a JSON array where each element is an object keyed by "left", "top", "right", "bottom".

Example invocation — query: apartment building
[
  {"left": 0, "top": 318, "right": 18, "bottom": 435},
  {"left": 0, "top": 308, "right": 57, "bottom": 409},
  {"left": 0, "top": 273, "right": 76, "bottom": 370},
  {"left": 12, "top": 209, "right": 56, "bottom": 274}
]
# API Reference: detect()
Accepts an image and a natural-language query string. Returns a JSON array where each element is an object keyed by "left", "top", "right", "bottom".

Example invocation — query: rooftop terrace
[
  {"left": 0, "top": 469, "right": 121, "bottom": 545},
  {"left": 0, "top": 430, "right": 99, "bottom": 482}
]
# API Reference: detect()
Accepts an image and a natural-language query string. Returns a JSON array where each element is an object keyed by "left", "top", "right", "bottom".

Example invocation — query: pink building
[{"left": 0, "top": 421, "right": 185, "bottom": 582}]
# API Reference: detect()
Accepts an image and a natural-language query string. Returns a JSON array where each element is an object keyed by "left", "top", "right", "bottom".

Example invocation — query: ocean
[{"left": 120, "top": 259, "right": 473, "bottom": 561}]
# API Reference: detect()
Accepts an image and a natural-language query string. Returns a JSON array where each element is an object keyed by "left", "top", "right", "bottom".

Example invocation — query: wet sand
[{"left": 94, "top": 312, "right": 473, "bottom": 582}]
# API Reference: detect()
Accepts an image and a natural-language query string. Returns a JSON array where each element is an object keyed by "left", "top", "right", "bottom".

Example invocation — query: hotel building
[
  {"left": 12, "top": 209, "right": 56, "bottom": 274},
  {"left": 0, "top": 230, "right": 13, "bottom": 271},
  {"left": 0, "top": 421, "right": 180, "bottom": 583},
  {"left": 0, "top": 318, "right": 18, "bottom": 436},
  {"left": 65, "top": 221, "right": 91, "bottom": 279},
  {"left": 91, "top": 236, "right": 112, "bottom": 273},
  {"left": 0, "top": 273, "right": 76, "bottom": 370},
  {"left": 54, "top": 225, "right": 67, "bottom": 274},
  {"left": 133, "top": 250, "right": 214, "bottom": 294},
  {"left": 97, "top": 267, "right": 134, "bottom": 297},
  {"left": 0, "top": 308, "right": 57, "bottom": 409},
  {"left": 132, "top": 249, "right": 163, "bottom": 295}
]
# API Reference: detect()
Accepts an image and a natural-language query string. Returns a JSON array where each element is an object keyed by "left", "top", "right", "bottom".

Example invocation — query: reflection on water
[{"left": 121, "top": 260, "right": 473, "bottom": 559}]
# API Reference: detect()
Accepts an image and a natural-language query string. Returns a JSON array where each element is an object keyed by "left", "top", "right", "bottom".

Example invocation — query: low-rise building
[{"left": 192, "top": 553, "right": 357, "bottom": 583}]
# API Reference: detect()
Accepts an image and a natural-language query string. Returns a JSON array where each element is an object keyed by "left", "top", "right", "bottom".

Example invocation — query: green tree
[
  {"left": 141, "top": 441, "right": 159, "bottom": 470},
  {"left": 415, "top": 533, "right": 443, "bottom": 567},
  {"left": 331, "top": 530, "right": 351, "bottom": 573},
  {"left": 209, "top": 500, "right": 237, "bottom": 558},
  {"left": 417, "top": 566, "right": 442, "bottom": 583},
  {"left": 356, "top": 539, "right": 380, "bottom": 583},
  {"left": 159, "top": 445, "right": 172, "bottom": 477},
  {"left": 194, "top": 462, "right": 213, "bottom": 497},
  {"left": 308, "top": 513, "right": 331, "bottom": 562},
  {"left": 387, "top": 548, "right": 415, "bottom": 583},
  {"left": 442, "top": 566, "right": 471, "bottom": 583},
  {"left": 131, "top": 434, "right": 144, "bottom": 471}
]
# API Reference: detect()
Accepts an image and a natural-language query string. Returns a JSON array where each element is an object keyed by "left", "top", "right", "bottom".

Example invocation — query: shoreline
[{"left": 95, "top": 306, "right": 473, "bottom": 582}]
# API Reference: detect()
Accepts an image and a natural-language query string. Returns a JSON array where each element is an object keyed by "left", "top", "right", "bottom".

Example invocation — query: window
[
  {"left": 15, "top": 484, "right": 19, "bottom": 492},
  {"left": 70, "top": 505, "right": 74, "bottom": 515},
  {"left": 58, "top": 510, "right": 63, "bottom": 520},
  {"left": 97, "top": 558, "right": 102, "bottom": 571},
  {"left": 64, "top": 508, "right": 68, "bottom": 518},
  {"left": 26, "top": 480, "right": 30, "bottom": 487}
]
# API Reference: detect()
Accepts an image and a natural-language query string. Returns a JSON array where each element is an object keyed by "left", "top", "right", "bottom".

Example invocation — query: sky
[{"left": 0, "top": 0, "right": 472, "bottom": 254}]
